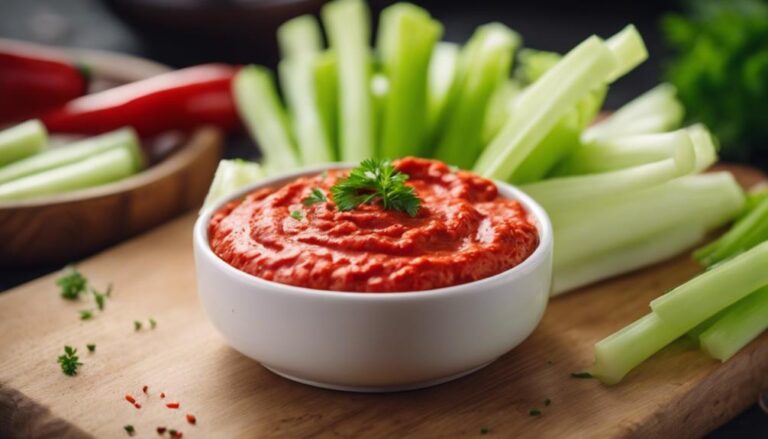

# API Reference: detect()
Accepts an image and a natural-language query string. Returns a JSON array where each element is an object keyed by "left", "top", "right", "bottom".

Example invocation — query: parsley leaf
[
  {"left": 302, "top": 188, "right": 327, "bottom": 206},
  {"left": 58, "top": 345, "right": 82, "bottom": 376},
  {"left": 91, "top": 283, "right": 111, "bottom": 311},
  {"left": 290, "top": 210, "right": 304, "bottom": 220},
  {"left": 56, "top": 265, "right": 87, "bottom": 300},
  {"left": 87, "top": 344, "right": 96, "bottom": 353},
  {"left": 79, "top": 310, "right": 94, "bottom": 321},
  {"left": 330, "top": 159, "right": 421, "bottom": 217}
]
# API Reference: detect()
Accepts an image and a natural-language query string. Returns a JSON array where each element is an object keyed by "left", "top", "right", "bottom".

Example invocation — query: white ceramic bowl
[{"left": 193, "top": 165, "right": 553, "bottom": 392}]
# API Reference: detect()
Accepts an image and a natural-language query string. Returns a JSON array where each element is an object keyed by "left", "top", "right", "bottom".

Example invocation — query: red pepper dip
[{"left": 208, "top": 157, "right": 539, "bottom": 292}]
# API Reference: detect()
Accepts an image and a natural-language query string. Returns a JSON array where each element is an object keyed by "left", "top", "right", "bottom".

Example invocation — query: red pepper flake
[
  {"left": 142, "top": 385, "right": 149, "bottom": 394},
  {"left": 125, "top": 394, "right": 136, "bottom": 404},
  {"left": 186, "top": 414, "right": 196, "bottom": 425},
  {"left": 169, "top": 430, "right": 182, "bottom": 438},
  {"left": 166, "top": 402, "right": 180, "bottom": 409},
  {"left": 134, "top": 402, "right": 142, "bottom": 409},
  {"left": 160, "top": 392, "right": 166, "bottom": 399},
  {"left": 156, "top": 426, "right": 167, "bottom": 435}
]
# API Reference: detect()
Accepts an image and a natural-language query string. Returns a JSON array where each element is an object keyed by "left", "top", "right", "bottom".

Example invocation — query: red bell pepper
[
  {"left": 0, "top": 40, "right": 89, "bottom": 125},
  {"left": 42, "top": 63, "right": 241, "bottom": 137}
]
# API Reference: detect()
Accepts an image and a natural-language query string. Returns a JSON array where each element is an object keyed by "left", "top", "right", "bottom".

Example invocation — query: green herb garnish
[
  {"left": 124, "top": 424, "right": 135, "bottom": 435},
  {"left": 149, "top": 318, "right": 157, "bottom": 329},
  {"left": 570, "top": 371, "right": 594, "bottom": 379},
  {"left": 57, "top": 265, "right": 87, "bottom": 300},
  {"left": 290, "top": 210, "right": 304, "bottom": 220},
  {"left": 87, "top": 344, "right": 96, "bottom": 353},
  {"left": 302, "top": 188, "right": 327, "bottom": 206},
  {"left": 529, "top": 408, "right": 542, "bottom": 416},
  {"left": 330, "top": 159, "right": 421, "bottom": 217},
  {"left": 79, "top": 310, "right": 94, "bottom": 321},
  {"left": 134, "top": 320, "right": 142, "bottom": 331},
  {"left": 58, "top": 345, "right": 82, "bottom": 376},
  {"left": 91, "top": 283, "right": 112, "bottom": 311}
]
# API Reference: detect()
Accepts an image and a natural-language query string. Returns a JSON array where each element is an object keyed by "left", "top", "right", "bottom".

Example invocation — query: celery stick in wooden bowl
[{"left": 0, "top": 39, "right": 225, "bottom": 267}]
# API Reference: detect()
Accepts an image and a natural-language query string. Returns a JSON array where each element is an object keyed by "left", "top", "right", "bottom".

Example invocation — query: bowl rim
[{"left": 194, "top": 163, "right": 553, "bottom": 301}]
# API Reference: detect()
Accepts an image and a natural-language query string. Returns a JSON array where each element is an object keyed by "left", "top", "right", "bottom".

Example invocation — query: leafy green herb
[
  {"left": 134, "top": 320, "right": 142, "bottom": 331},
  {"left": 56, "top": 265, "right": 87, "bottom": 300},
  {"left": 330, "top": 159, "right": 421, "bottom": 217},
  {"left": 570, "top": 371, "right": 594, "bottom": 379},
  {"left": 290, "top": 210, "right": 304, "bottom": 220},
  {"left": 87, "top": 344, "right": 96, "bottom": 353},
  {"left": 302, "top": 188, "right": 327, "bottom": 206},
  {"left": 149, "top": 318, "right": 157, "bottom": 329},
  {"left": 124, "top": 425, "right": 135, "bottom": 435},
  {"left": 57, "top": 346, "right": 82, "bottom": 376},
  {"left": 79, "top": 310, "right": 94, "bottom": 321},
  {"left": 91, "top": 283, "right": 112, "bottom": 311},
  {"left": 480, "top": 427, "right": 490, "bottom": 434},
  {"left": 529, "top": 408, "right": 542, "bottom": 416}
]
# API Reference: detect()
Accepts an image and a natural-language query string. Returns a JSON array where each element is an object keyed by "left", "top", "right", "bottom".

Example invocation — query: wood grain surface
[{"left": 0, "top": 166, "right": 766, "bottom": 439}]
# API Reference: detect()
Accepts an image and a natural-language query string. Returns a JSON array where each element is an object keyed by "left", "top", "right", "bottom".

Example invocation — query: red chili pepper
[
  {"left": 41, "top": 63, "right": 240, "bottom": 137},
  {"left": 166, "top": 402, "right": 180, "bottom": 409},
  {"left": 134, "top": 403, "right": 142, "bottom": 409},
  {"left": 157, "top": 427, "right": 167, "bottom": 435},
  {"left": 0, "top": 40, "right": 89, "bottom": 125},
  {"left": 186, "top": 414, "right": 196, "bottom": 425},
  {"left": 125, "top": 394, "right": 136, "bottom": 404}
]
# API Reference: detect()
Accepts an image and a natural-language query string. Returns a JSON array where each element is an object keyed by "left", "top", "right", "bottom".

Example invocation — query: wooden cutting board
[{"left": 0, "top": 165, "right": 766, "bottom": 439}]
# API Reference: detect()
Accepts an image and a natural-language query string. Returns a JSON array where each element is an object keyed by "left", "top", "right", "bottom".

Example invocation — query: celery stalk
[
  {"left": 0, "top": 128, "right": 140, "bottom": 185},
  {"left": 650, "top": 241, "right": 768, "bottom": 330},
  {"left": 522, "top": 135, "right": 694, "bottom": 210},
  {"left": 277, "top": 15, "right": 323, "bottom": 59},
  {"left": 591, "top": 313, "right": 683, "bottom": 385},
  {"left": 321, "top": 0, "right": 375, "bottom": 161},
  {"left": 516, "top": 49, "right": 561, "bottom": 84},
  {"left": 0, "top": 147, "right": 137, "bottom": 201},
  {"left": 605, "top": 25, "right": 648, "bottom": 82},
  {"left": 582, "top": 83, "right": 683, "bottom": 143},
  {"left": 551, "top": 173, "right": 745, "bottom": 269},
  {"left": 233, "top": 66, "right": 300, "bottom": 170},
  {"left": 202, "top": 159, "right": 265, "bottom": 211},
  {"left": 552, "top": 224, "right": 705, "bottom": 296},
  {"left": 699, "top": 286, "right": 768, "bottom": 361},
  {"left": 481, "top": 80, "right": 521, "bottom": 146},
  {"left": 314, "top": 52, "right": 339, "bottom": 157},
  {"left": 371, "top": 73, "right": 389, "bottom": 148},
  {"left": 687, "top": 124, "right": 718, "bottom": 173},
  {"left": 0, "top": 120, "right": 47, "bottom": 167},
  {"left": 473, "top": 35, "right": 617, "bottom": 179},
  {"left": 426, "top": 42, "right": 459, "bottom": 141},
  {"left": 694, "top": 196, "right": 768, "bottom": 267},
  {"left": 377, "top": 3, "right": 442, "bottom": 158},
  {"left": 433, "top": 23, "right": 519, "bottom": 169}
]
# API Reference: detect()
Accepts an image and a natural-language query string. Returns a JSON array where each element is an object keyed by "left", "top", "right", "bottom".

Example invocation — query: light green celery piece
[
  {"left": 508, "top": 110, "right": 581, "bottom": 184},
  {"left": 233, "top": 65, "right": 300, "bottom": 170},
  {"left": 433, "top": 23, "right": 519, "bottom": 169},
  {"left": 582, "top": 83, "right": 683, "bottom": 143},
  {"left": 321, "top": 0, "right": 374, "bottom": 161},
  {"left": 591, "top": 313, "right": 683, "bottom": 385},
  {"left": 552, "top": 223, "right": 705, "bottom": 296},
  {"left": 376, "top": 2, "right": 442, "bottom": 158},
  {"left": 651, "top": 241, "right": 768, "bottom": 330},
  {"left": 0, "top": 147, "right": 137, "bottom": 201},
  {"left": 279, "top": 57, "right": 335, "bottom": 164},
  {"left": 481, "top": 80, "right": 522, "bottom": 146},
  {"left": 277, "top": 15, "right": 323, "bottom": 59},
  {"left": 516, "top": 49, "right": 561, "bottom": 84},
  {"left": 473, "top": 35, "right": 616, "bottom": 180},
  {"left": 687, "top": 124, "right": 718, "bottom": 172},
  {"left": 0, "top": 128, "right": 141, "bottom": 185},
  {"left": 604, "top": 24, "right": 648, "bottom": 82},
  {"left": 371, "top": 73, "right": 389, "bottom": 149},
  {"left": 426, "top": 42, "right": 459, "bottom": 141},
  {"left": 553, "top": 129, "right": 696, "bottom": 176},
  {"left": 522, "top": 134, "right": 695, "bottom": 210},
  {"left": 693, "top": 196, "right": 768, "bottom": 267},
  {"left": 551, "top": 172, "right": 745, "bottom": 269},
  {"left": 699, "top": 286, "right": 768, "bottom": 361},
  {"left": 202, "top": 159, "right": 265, "bottom": 211},
  {"left": 0, "top": 120, "right": 47, "bottom": 167},
  {"left": 314, "top": 51, "right": 339, "bottom": 157}
]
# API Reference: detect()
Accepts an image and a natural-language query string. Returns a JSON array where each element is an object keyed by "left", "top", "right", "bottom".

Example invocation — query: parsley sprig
[
  {"left": 56, "top": 266, "right": 87, "bottom": 300},
  {"left": 330, "top": 159, "right": 421, "bottom": 217},
  {"left": 302, "top": 188, "right": 327, "bottom": 206},
  {"left": 58, "top": 346, "right": 82, "bottom": 376}
]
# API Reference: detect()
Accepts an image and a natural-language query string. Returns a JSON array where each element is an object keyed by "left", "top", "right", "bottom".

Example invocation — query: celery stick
[
  {"left": 433, "top": 23, "right": 519, "bottom": 169},
  {"left": 377, "top": 3, "right": 442, "bottom": 158},
  {"left": 473, "top": 35, "right": 616, "bottom": 179},
  {"left": 523, "top": 133, "right": 694, "bottom": 210},
  {"left": 314, "top": 51, "right": 339, "bottom": 157},
  {"left": 202, "top": 159, "right": 265, "bottom": 211},
  {"left": 582, "top": 83, "right": 683, "bottom": 143},
  {"left": 591, "top": 313, "right": 683, "bottom": 385},
  {"left": 371, "top": 73, "right": 389, "bottom": 149},
  {"left": 516, "top": 49, "right": 561, "bottom": 84},
  {"left": 552, "top": 223, "right": 705, "bottom": 296},
  {"left": 0, "top": 147, "right": 137, "bottom": 201},
  {"left": 553, "top": 129, "right": 696, "bottom": 176},
  {"left": 551, "top": 173, "right": 745, "bottom": 269},
  {"left": 279, "top": 57, "right": 335, "bottom": 164},
  {"left": 687, "top": 124, "right": 718, "bottom": 173},
  {"left": 321, "top": 0, "right": 374, "bottom": 161},
  {"left": 233, "top": 66, "right": 300, "bottom": 170},
  {"left": 507, "top": 110, "right": 580, "bottom": 184},
  {"left": 0, "top": 120, "right": 47, "bottom": 167},
  {"left": 277, "top": 15, "right": 323, "bottom": 59},
  {"left": 699, "top": 286, "right": 768, "bottom": 361},
  {"left": 605, "top": 25, "right": 648, "bottom": 82},
  {"left": 426, "top": 42, "right": 459, "bottom": 141},
  {"left": 694, "top": 196, "right": 768, "bottom": 267},
  {"left": 0, "top": 128, "right": 140, "bottom": 185},
  {"left": 481, "top": 80, "right": 522, "bottom": 146},
  {"left": 650, "top": 241, "right": 768, "bottom": 330}
]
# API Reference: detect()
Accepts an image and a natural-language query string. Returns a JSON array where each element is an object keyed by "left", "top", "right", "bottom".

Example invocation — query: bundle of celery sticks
[{"left": 209, "top": 0, "right": 746, "bottom": 297}]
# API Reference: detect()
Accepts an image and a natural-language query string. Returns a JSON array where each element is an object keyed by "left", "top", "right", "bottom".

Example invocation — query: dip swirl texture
[{"left": 208, "top": 157, "right": 539, "bottom": 292}]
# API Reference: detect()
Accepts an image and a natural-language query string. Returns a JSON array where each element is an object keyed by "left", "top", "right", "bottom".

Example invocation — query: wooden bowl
[{"left": 0, "top": 41, "right": 224, "bottom": 267}]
